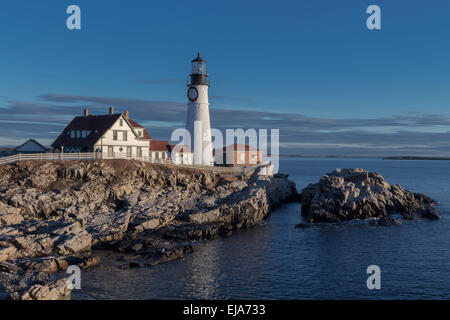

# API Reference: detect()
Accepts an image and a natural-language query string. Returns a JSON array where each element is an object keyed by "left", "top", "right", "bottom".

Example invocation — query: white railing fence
[{"left": 0, "top": 152, "right": 263, "bottom": 175}]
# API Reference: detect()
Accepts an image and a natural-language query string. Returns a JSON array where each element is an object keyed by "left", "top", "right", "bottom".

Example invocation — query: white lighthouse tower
[{"left": 185, "top": 52, "right": 214, "bottom": 166}]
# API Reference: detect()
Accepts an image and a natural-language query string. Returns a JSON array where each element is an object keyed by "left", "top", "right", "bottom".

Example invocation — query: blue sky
[{"left": 1, "top": 0, "right": 450, "bottom": 156}]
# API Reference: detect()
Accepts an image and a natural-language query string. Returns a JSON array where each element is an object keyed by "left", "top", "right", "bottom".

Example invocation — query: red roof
[
  {"left": 150, "top": 140, "right": 170, "bottom": 151},
  {"left": 51, "top": 114, "right": 151, "bottom": 148},
  {"left": 127, "top": 119, "right": 143, "bottom": 128},
  {"left": 128, "top": 118, "right": 152, "bottom": 140},
  {"left": 149, "top": 141, "right": 192, "bottom": 153},
  {"left": 169, "top": 144, "right": 192, "bottom": 153},
  {"left": 220, "top": 144, "right": 259, "bottom": 152}
]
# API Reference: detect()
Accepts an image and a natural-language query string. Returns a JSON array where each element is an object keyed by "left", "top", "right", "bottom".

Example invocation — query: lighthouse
[{"left": 185, "top": 52, "right": 214, "bottom": 166}]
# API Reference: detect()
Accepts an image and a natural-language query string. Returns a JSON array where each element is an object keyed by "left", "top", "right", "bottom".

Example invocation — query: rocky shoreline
[{"left": 0, "top": 160, "right": 299, "bottom": 300}]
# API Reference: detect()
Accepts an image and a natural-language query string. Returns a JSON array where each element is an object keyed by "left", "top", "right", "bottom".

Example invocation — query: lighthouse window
[{"left": 192, "top": 62, "right": 206, "bottom": 74}]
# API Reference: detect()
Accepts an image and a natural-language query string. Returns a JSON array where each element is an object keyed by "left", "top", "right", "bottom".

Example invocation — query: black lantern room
[{"left": 189, "top": 52, "right": 209, "bottom": 86}]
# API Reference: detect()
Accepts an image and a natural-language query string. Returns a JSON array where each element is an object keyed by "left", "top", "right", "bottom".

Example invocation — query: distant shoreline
[
  {"left": 383, "top": 156, "right": 450, "bottom": 161},
  {"left": 279, "top": 155, "right": 450, "bottom": 160}
]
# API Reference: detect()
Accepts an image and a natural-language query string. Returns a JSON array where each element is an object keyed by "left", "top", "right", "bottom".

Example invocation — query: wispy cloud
[{"left": 1, "top": 93, "right": 450, "bottom": 157}]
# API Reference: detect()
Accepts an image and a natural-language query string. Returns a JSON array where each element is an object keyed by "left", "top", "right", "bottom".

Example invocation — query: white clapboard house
[{"left": 51, "top": 107, "right": 151, "bottom": 159}]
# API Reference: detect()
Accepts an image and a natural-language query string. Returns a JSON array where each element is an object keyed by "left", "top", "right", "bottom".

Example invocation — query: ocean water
[{"left": 72, "top": 158, "right": 450, "bottom": 300}]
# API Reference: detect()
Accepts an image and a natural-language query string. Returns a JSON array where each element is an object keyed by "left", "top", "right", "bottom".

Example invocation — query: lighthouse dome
[{"left": 192, "top": 52, "right": 206, "bottom": 63}]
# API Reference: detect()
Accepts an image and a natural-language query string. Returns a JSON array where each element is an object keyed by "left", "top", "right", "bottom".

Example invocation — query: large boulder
[{"left": 301, "top": 168, "right": 440, "bottom": 222}]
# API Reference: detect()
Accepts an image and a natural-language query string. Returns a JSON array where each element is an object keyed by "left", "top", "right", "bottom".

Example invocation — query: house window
[
  {"left": 120, "top": 119, "right": 123, "bottom": 126},
  {"left": 70, "top": 131, "right": 75, "bottom": 138},
  {"left": 113, "top": 130, "right": 118, "bottom": 141},
  {"left": 108, "top": 146, "right": 113, "bottom": 157},
  {"left": 119, "top": 147, "right": 123, "bottom": 152},
  {"left": 137, "top": 147, "right": 142, "bottom": 157},
  {"left": 138, "top": 130, "right": 142, "bottom": 137},
  {"left": 123, "top": 131, "right": 127, "bottom": 141},
  {"left": 76, "top": 131, "right": 81, "bottom": 138},
  {"left": 127, "top": 146, "right": 132, "bottom": 157},
  {"left": 82, "top": 130, "right": 87, "bottom": 138}
]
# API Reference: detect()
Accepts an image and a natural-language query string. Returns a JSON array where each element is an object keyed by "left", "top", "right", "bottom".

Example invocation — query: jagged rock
[
  {"left": 301, "top": 168, "right": 440, "bottom": 222},
  {"left": 17, "top": 256, "right": 68, "bottom": 273},
  {"left": 0, "top": 218, "right": 91, "bottom": 261},
  {"left": 369, "top": 217, "right": 402, "bottom": 227},
  {"left": 77, "top": 256, "right": 101, "bottom": 269},
  {"left": 0, "top": 211, "right": 24, "bottom": 227},
  {"left": 17, "top": 278, "right": 71, "bottom": 300}
]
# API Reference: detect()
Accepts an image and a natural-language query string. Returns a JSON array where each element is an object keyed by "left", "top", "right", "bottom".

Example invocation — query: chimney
[
  {"left": 84, "top": 108, "right": 88, "bottom": 117},
  {"left": 124, "top": 110, "right": 129, "bottom": 119},
  {"left": 109, "top": 106, "right": 114, "bottom": 115}
]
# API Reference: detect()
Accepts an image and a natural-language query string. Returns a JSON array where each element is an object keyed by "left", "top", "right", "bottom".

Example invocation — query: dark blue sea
[{"left": 73, "top": 158, "right": 450, "bottom": 299}]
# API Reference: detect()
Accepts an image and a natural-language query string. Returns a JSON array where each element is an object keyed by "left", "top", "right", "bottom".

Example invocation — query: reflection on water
[{"left": 73, "top": 159, "right": 450, "bottom": 299}]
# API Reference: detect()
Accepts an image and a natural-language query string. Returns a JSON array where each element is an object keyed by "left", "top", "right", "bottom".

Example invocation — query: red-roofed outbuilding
[{"left": 215, "top": 143, "right": 262, "bottom": 166}]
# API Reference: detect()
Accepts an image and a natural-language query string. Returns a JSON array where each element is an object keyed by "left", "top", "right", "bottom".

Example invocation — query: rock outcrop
[
  {"left": 0, "top": 160, "right": 299, "bottom": 299},
  {"left": 301, "top": 168, "right": 440, "bottom": 223}
]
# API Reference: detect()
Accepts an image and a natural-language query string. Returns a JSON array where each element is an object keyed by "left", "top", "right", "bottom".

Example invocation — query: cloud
[{"left": 1, "top": 93, "right": 450, "bottom": 157}]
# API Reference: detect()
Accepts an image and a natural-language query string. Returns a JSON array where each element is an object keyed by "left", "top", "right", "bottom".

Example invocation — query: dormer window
[{"left": 70, "top": 131, "right": 75, "bottom": 138}]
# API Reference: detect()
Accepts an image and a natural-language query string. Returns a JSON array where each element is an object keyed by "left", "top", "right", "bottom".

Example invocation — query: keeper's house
[{"left": 51, "top": 107, "right": 151, "bottom": 159}]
